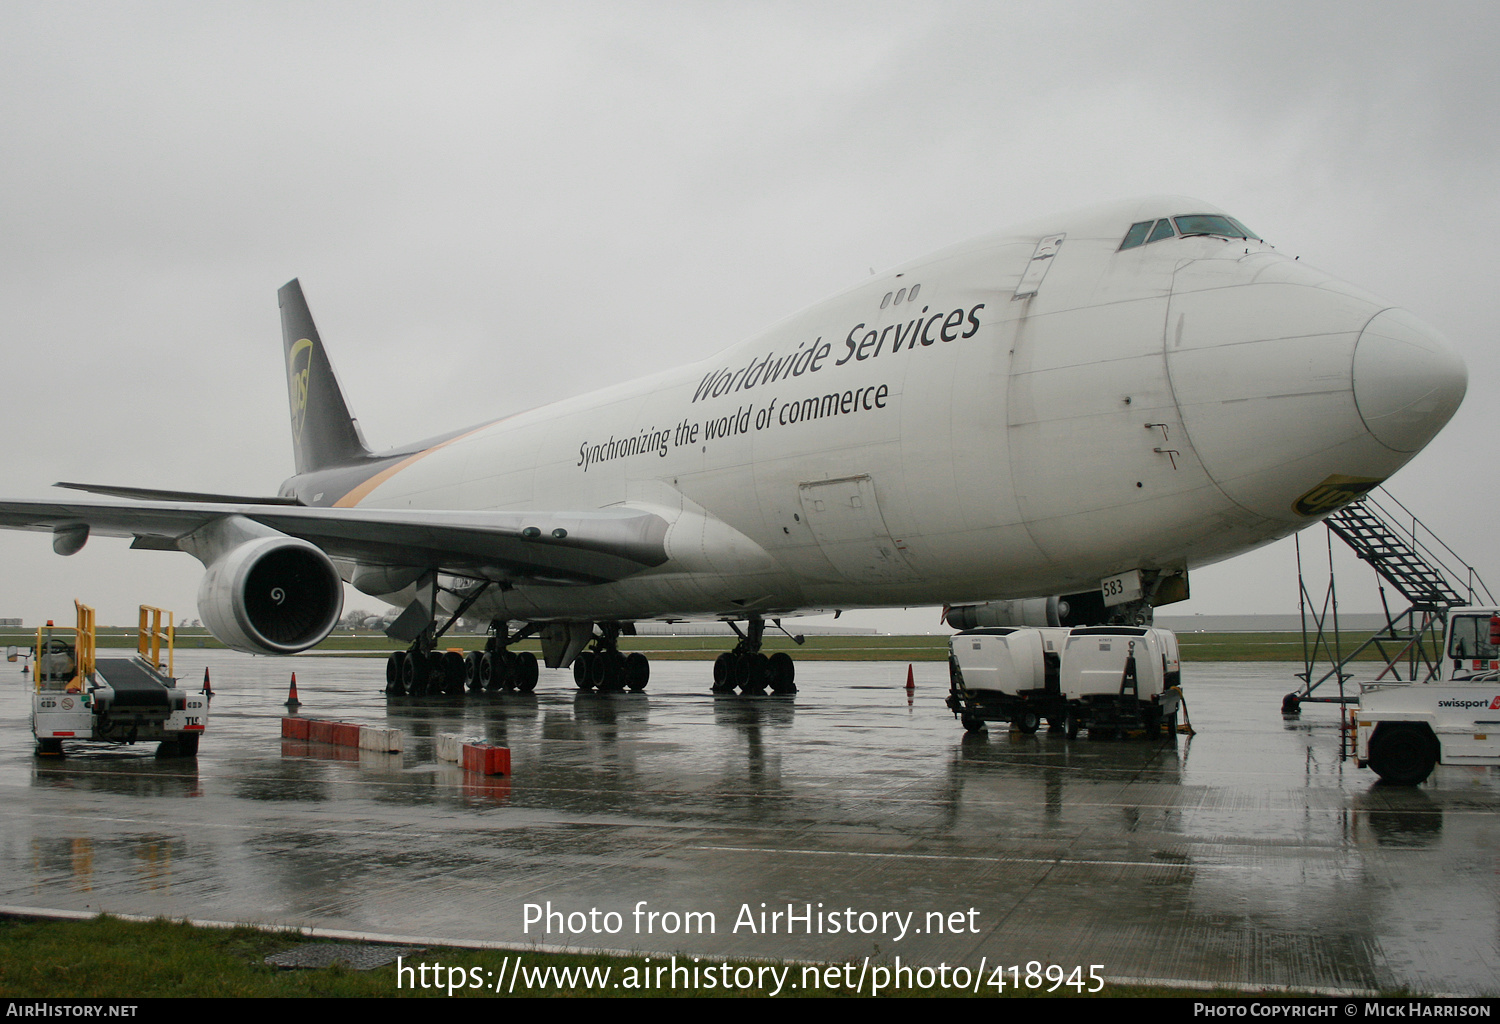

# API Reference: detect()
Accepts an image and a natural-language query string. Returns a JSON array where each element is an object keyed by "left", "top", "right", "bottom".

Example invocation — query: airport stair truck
[
  {"left": 945, "top": 626, "right": 1072, "bottom": 732},
  {"left": 1059, "top": 626, "right": 1182, "bottom": 739},
  {"left": 31, "top": 602, "right": 208, "bottom": 756},
  {"left": 1356, "top": 606, "right": 1500, "bottom": 784}
]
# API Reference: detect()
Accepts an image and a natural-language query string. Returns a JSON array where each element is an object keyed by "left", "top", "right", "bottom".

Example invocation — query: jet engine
[
  {"left": 190, "top": 521, "right": 344, "bottom": 655},
  {"left": 945, "top": 592, "right": 1111, "bottom": 630}
]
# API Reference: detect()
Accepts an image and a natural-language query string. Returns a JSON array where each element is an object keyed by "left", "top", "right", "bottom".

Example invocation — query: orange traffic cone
[
  {"left": 201, "top": 667, "right": 213, "bottom": 698},
  {"left": 905, "top": 664, "right": 915, "bottom": 690},
  {"left": 285, "top": 672, "right": 301, "bottom": 708}
]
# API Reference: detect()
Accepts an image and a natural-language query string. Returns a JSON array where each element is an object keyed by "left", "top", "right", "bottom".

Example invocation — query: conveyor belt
[{"left": 95, "top": 658, "right": 171, "bottom": 708}]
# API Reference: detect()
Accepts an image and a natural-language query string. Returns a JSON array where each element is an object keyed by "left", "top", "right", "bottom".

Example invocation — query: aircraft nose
[{"left": 1352, "top": 308, "right": 1467, "bottom": 452}]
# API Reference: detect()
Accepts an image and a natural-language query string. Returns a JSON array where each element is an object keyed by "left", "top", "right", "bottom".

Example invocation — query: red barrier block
[
  {"left": 461, "top": 743, "right": 510, "bottom": 776},
  {"left": 330, "top": 722, "right": 360, "bottom": 748},
  {"left": 308, "top": 719, "right": 334, "bottom": 744},
  {"left": 281, "top": 717, "right": 309, "bottom": 740}
]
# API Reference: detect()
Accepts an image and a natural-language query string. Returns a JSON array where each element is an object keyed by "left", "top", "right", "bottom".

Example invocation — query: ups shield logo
[
  {"left": 288, "top": 338, "right": 314, "bottom": 440},
  {"left": 1292, "top": 474, "right": 1384, "bottom": 517}
]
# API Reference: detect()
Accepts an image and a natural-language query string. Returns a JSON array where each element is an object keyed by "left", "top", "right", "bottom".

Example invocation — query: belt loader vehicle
[
  {"left": 1355, "top": 606, "right": 1500, "bottom": 785},
  {"left": 30, "top": 603, "right": 208, "bottom": 757}
]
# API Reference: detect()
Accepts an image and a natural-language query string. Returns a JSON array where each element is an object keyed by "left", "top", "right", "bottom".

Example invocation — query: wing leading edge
[{"left": 0, "top": 498, "right": 670, "bottom": 586}]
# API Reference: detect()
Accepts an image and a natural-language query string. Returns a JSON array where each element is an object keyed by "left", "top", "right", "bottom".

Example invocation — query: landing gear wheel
[
  {"left": 1015, "top": 710, "right": 1041, "bottom": 735},
  {"left": 403, "top": 651, "right": 429, "bottom": 695},
  {"left": 712, "top": 653, "right": 736, "bottom": 693},
  {"left": 625, "top": 652, "right": 650, "bottom": 691},
  {"left": 515, "top": 652, "right": 539, "bottom": 692},
  {"left": 479, "top": 652, "right": 496, "bottom": 690},
  {"left": 574, "top": 652, "right": 596, "bottom": 690},
  {"left": 961, "top": 715, "right": 986, "bottom": 733},
  {"left": 465, "top": 652, "right": 484, "bottom": 692},
  {"left": 386, "top": 651, "right": 407, "bottom": 695},
  {"left": 1368, "top": 723, "right": 1439, "bottom": 785},
  {"left": 497, "top": 651, "right": 518, "bottom": 690},
  {"left": 595, "top": 651, "right": 627, "bottom": 692},
  {"left": 736, "top": 652, "right": 768, "bottom": 694},
  {"left": 768, "top": 652, "right": 796, "bottom": 694},
  {"left": 443, "top": 651, "right": 467, "bottom": 694}
]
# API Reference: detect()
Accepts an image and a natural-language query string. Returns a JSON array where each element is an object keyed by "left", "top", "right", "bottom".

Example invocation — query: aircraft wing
[{"left": 0, "top": 497, "right": 670, "bottom": 586}]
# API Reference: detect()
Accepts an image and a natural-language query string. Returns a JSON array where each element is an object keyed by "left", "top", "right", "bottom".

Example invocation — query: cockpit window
[
  {"left": 1120, "top": 212, "right": 1260, "bottom": 251},
  {"left": 1119, "top": 221, "right": 1152, "bottom": 250},
  {"left": 1173, "top": 214, "right": 1256, "bottom": 239},
  {"left": 1147, "top": 218, "right": 1176, "bottom": 243}
]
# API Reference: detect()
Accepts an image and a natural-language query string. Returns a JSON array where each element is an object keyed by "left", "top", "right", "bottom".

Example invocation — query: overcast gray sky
[{"left": 2, "top": 1, "right": 1496, "bottom": 630}]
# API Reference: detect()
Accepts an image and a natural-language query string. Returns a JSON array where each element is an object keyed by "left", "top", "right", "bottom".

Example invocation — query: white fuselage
[{"left": 339, "top": 197, "right": 1465, "bottom": 624}]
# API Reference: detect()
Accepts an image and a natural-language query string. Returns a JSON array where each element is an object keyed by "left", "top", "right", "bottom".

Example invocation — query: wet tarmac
[{"left": 2, "top": 653, "right": 1497, "bottom": 995}]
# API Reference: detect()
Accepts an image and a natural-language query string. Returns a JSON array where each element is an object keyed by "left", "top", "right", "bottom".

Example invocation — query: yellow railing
[
  {"left": 138, "top": 605, "right": 175, "bottom": 678},
  {"left": 34, "top": 601, "right": 95, "bottom": 693}
]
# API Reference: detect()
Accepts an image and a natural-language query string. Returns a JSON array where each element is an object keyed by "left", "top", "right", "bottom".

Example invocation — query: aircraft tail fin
[{"left": 278, "top": 279, "right": 372, "bottom": 474}]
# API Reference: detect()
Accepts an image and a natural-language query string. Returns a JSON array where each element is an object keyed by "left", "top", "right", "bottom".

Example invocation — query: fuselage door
[
  {"left": 797, "top": 475, "right": 916, "bottom": 584},
  {"left": 1013, "top": 233, "right": 1065, "bottom": 299}
]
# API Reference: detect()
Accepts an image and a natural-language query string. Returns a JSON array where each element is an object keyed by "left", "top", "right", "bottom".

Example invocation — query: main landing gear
[
  {"left": 712, "top": 616, "right": 798, "bottom": 695},
  {"left": 573, "top": 622, "right": 650, "bottom": 693},
  {"left": 385, "top": 619, "right": 539, "bottom": 697}
]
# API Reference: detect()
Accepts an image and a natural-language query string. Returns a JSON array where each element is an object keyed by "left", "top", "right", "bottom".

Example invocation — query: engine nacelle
[
  {"left": 945, "top": 591, "right": 1113, "bottom": 630},
  {"left": 196, "top": 533, "right": 344, "bottom": 655}
]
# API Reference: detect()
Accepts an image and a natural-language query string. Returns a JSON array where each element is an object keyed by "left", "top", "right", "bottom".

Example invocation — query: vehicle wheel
[
  {"left": 768, "top": 652, "right": 796, "bottom": 694},
  {"left": 596, "top": 652, "right": 627, "bottom": 692},
  {"left": 1015, "top": 710, "right": 1041, "bottom": 734},
  {"left": 712, "top": 653, "right": 736, "bottom": 692},
  {"left": 444, "top": 651, "right": 467, "bottom": 694},
  {"left": 1163, "top": 711, "right": 1179, "bottom": 736},
  {"left": 1065, "top": 713, "right": 1080, "bottom": 739},
  {"left": 574, "top": 652, "right": 595, "bottom": 690},
  {"left": 1144, "top": 708, "right": 1162, "bottom": 740},
  {"left": 625, "top": 652, "right": 650, "bottom": 691},
  {"left": 403, "top": 651, "right": 428, "bottom": 695},
  {"left": 386, "top": 652, "right": 407, "bottom": 695},
  {"left": 515, "top": 652, "right": 539, "bottom": 692},
  {"left": 1368, "top": 723, "right": 1439, "bottom": 785},
  {"left": 737, "top": 652, "right": 768, "bottom": 694},
  {"left": 961, "top": 715, "right": 986, "bottom": 733},
  {"left": 176, "top": 733, "right": 200, "bottom": 757}
]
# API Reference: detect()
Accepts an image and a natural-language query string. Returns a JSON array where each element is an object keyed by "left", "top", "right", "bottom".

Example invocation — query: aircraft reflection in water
[{"left": 0, "top": 197, "right": 1465, "bottom": 696}]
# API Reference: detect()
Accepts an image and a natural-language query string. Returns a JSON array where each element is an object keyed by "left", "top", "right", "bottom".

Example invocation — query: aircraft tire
[
  {"left": 737, "top": 653, "right": 769, "bottom": 694},
  {"left": 625, "top": 652, "right": 650, "bottom": 691},
  {"left": 1015, "top": 710, "right": 1041, "bottom": 734},
  {"left": 596, "top": 652, "right": 627, "bottom": 692},
  {"left": 403, "top": 651, "right": 428, "bottom": 695},
  {"left": 712, "top": 653, "right": 735, "bottom": 692},
  {"left": 515, "top": 652, "right": 539, "bottom": 692},
  {"left": 1368, "top": 723, "right": 1439, "bottom": 786},
  {"left": 498, "top": 651, "right": 518, "bottom": 690},
  {"left": 574, "top": 652, "right": 595, "bottom": 690},
  {"left": 465, "top": 652, "right": 484, "bottom": 691},
  {"left": 444, "top": 651, "right": 467, "bottom": 694},
  {"left": 386, "top": 652, "right": 407, "bottom": 695},
  {"left": 768, "top": 652, "right": 796, "bottom": 694},
  {"left": 479, "top": 652, "right": 495, "bottom": 690}
]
